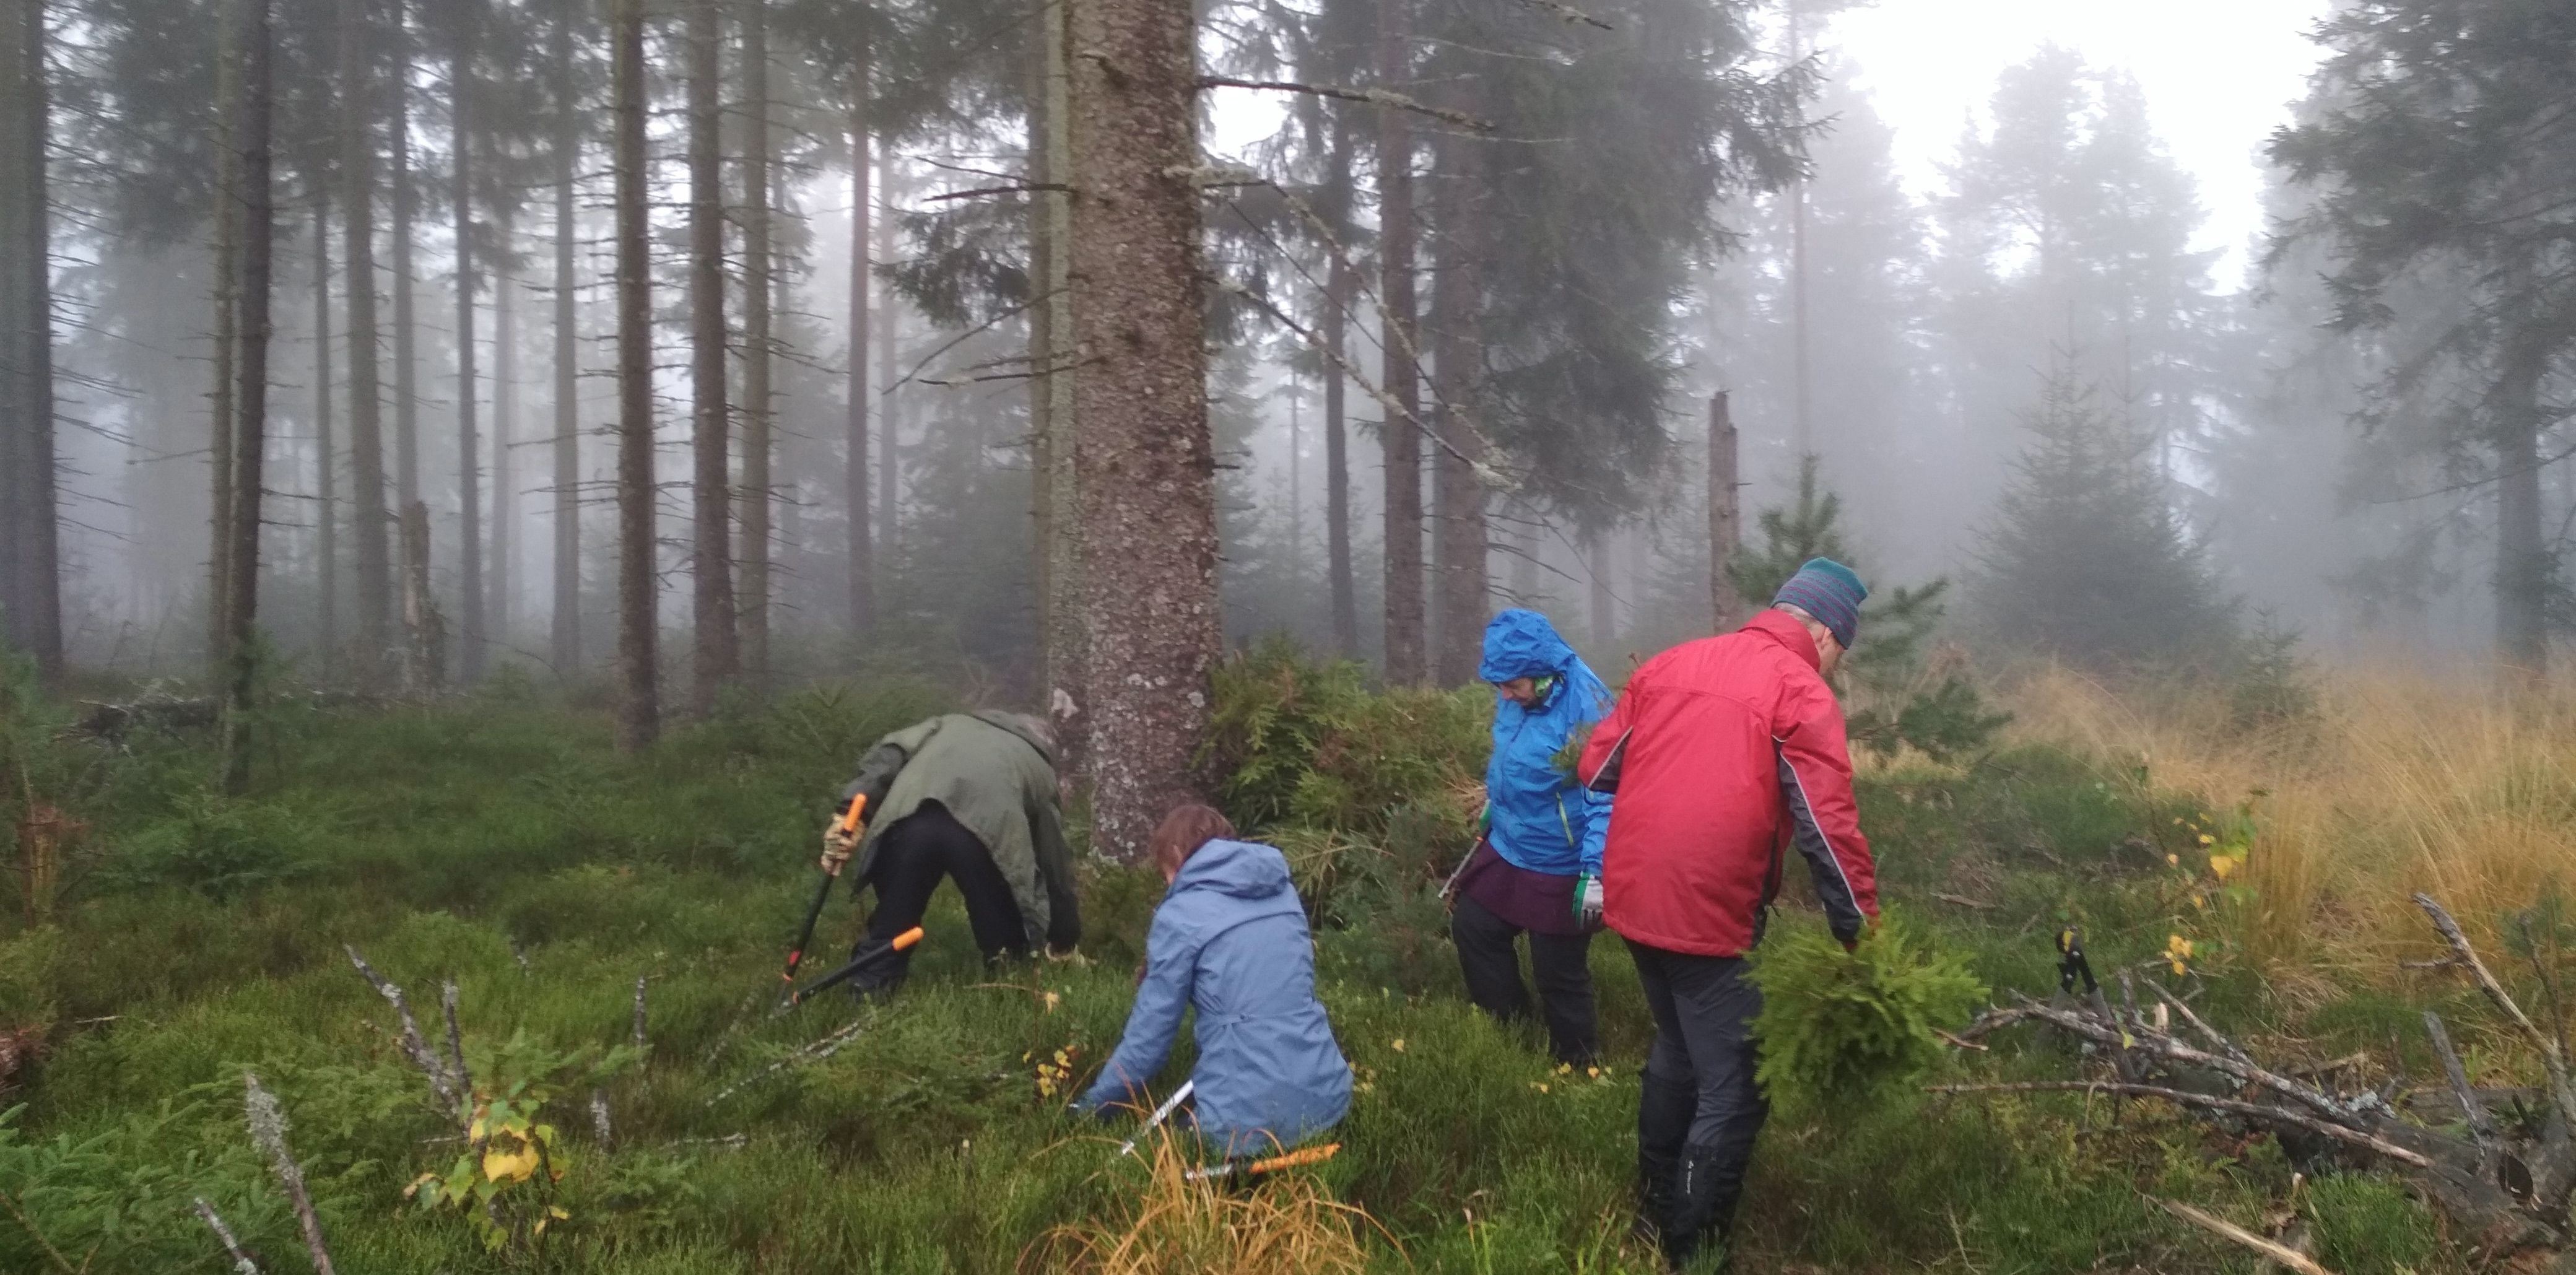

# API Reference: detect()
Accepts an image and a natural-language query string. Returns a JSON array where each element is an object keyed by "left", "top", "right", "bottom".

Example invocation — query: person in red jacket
[{"left": 1577, "top": 557, "right": 1881, "bottom": 1268}]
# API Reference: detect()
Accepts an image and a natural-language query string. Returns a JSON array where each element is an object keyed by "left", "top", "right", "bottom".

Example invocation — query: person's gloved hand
[
  {"left": 1573, "top": 874, "right": 1604, "bottom": 928},
  {"left": 819, "top": 820, "right": 860, "bottom": 876}
]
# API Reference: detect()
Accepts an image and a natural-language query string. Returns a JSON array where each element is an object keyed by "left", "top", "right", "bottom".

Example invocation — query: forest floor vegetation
[{"left": 1, "top": 651, "right": 2565, "bottom": 1272}]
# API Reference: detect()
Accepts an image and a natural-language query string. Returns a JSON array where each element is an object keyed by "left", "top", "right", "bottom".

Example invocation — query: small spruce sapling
[{"left": 1748, "top": 912, "right": 1987, "bottom": 1113}]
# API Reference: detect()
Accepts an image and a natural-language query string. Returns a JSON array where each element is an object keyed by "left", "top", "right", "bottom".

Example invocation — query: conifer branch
[{"left": 1194, "top": 76, "right": 1495, "bottom": 131}]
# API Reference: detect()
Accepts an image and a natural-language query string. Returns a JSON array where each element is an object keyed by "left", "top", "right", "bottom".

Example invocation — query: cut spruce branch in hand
[{"left": 1943, "top": 892, "right": 2576, "bottom": 1260}]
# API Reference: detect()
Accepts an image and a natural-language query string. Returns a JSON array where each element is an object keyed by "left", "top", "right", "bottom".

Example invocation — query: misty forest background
[{"left": 3, "top": 0, "right": 2576, "bottom": 1269}]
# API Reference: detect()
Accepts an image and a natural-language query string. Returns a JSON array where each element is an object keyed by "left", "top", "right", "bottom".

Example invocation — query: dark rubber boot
[
  {"left": 1661, "top": 1141, "right": 1748, "bottom": 1270},
  {"left": 1632, "top": 1071, "right": 1694, "bottom": 1247}
]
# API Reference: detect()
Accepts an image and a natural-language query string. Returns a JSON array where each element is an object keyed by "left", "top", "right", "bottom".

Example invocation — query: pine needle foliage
[
  {"left": 1202, "top": 638, "right": 1486, "bottom": 835},
  {"left": 1748, "top": 913, "right": 1987, "bottom": 1115}
]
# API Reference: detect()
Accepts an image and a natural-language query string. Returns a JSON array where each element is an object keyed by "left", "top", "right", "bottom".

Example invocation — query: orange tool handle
[
  {"left": 835, "top": 794, "right": 869, "bottom": 835},
  {"left": 890, "top": 926, "right": 924, "bottom": 951}
]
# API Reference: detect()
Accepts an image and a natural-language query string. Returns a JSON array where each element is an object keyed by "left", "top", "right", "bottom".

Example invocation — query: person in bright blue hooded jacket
[
  {"left": 1074, "top": 804, "right": 1352, "bottom": 1155},
  {"left": 1441, "top": 607, "right": 1614, "bottom": 1064}
]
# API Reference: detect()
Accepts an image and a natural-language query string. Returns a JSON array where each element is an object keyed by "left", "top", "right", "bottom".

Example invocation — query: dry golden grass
[
  {"left": 2009, "top": 663, "right": 2576, "bottom": 982},
  {"left": 1024, "top": 1129, "right": 1388, "bottom": 1274}
]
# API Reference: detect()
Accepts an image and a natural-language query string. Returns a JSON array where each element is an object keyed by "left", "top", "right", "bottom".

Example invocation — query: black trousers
[
  {"left": 1451, "top": 894, "right": 1598, "bottom": 1065},
  {"left": 1625, "top": 938, "right": 1767, "bottom": 1253},
  {"left": 855, "top": 803, "right": 1028, "bottom": 989}
]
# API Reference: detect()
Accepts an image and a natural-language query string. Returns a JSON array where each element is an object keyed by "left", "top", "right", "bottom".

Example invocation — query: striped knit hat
[{"left": 1772, "top": 558, "right": 1868, "bottom": 650}]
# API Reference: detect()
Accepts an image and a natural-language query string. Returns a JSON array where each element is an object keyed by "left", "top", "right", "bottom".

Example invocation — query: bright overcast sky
[{"left": 1829, "top": 0, "right": 2336, "bottom": 289}]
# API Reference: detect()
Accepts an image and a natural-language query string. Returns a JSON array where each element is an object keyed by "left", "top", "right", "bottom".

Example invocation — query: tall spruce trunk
[
  {"left": 1036, "top": 0, "right": 1083, "bottom": 781},
  {"left": 1374, "top": 0, "right": 1423, "bottom": 684},
  {"left": 209, "top": 0, "right": 241, "bottom": 672},
  {"left": 341, "top": 0, "right": 389, "bottom": 672},
  {"left": 490, "top": 232, "right": 514, "bottom": 645},
  {"left": 1027, "top": 4, "right": 1055, "bottom": 685},
  {"left": 450, "top": 0, "right": 483, "bottom": 682},
  {"left": 1066, "top": 0, "right": 1219, "bottom": 859},
  {"left": 877, "top": 149, "right": 899, "bottom": 552},
  {"left": 389, "top": 0, "right": 418, "bottom": 516},
  {"left": 549, "top": 0, "right": 579, "bottom": 672},
  {"left": 739, "top": 0, "right": 773, "bottom": 687},
  {"left": 844, "top": 78, "right": 872, "bottom": 635},
  {"left": 1, "top": 0, "right": 59, "bottom": 677},
  {"left": 2495, "top": 334, "right": 2550, "bottom": 681},
  {"left": 686, "top": 0, "right": 734, "bottom": 711},
  {"left": 1588, "top": 530, "right": 1613, "bottom": 650},
  {"left": 311, "top": 199, "right": 336, "bottom": 668},
  {"left": 1428, "top": 126, "right": 1486, "bottom": 686},
  {"left": 611, "top": 0, "right": 658, "bottom": 751},
  {"left": 219, "top": 0, "right": 274, "bottom": 794},
  {"left": 1322, "top": 126, "right": 1358, "bottom": 659}
]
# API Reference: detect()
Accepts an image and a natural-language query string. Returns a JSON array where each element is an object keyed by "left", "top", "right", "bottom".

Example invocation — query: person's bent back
[{"left": 1076, "top": 805, "right": 1351, "bottom": 1155}]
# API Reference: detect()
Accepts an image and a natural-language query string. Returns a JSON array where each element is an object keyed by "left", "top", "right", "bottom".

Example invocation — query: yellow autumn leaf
[
  {"left": 468, "top": 1115, "right": 488, "bottom": 1142},
  {"left": 2198, "top": 833, "right": 2216, "bottom": 846},
  {"left": 483, "top": 1144, "right": 541, "bottom": 1183},
  {"left": 2209, "top": 854, "right": 2240, "bottom": 882},
  {"left": 1390, "top": 1039, "right": 1405, "bottom": 1053}
]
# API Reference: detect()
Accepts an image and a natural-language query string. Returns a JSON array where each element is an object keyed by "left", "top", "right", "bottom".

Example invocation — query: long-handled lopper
[
  {"left": 780, "top": 794, "right": 869, "bottom": 1006},
  {"left": 1118, "top": 1080, "right": 1194, "bottom": 1157},
  {"left": 778, "top": 925, "right": 923, "bottom": 1013},
  {"left": 1185, "top": 1141, "right": 1342, "bottom": 1185}
]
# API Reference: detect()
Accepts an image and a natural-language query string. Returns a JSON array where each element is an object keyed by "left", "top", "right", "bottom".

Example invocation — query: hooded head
[{"left": 1478, "top": 609, "right": 1579, "bottom": 687}]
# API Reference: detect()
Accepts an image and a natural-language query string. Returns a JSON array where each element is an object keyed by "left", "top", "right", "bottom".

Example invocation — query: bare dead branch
[
  {"left": 2414, "top": 892, "right": 2576, "bottom": 1124},
  {"left": 193, "top": 1197, "right": 262, "bottom": 1275},
  {"left": 244, "top": 1073, "right": 338, "bottom": 1275},
  {"left": 2425, "top": 1011, "right": 2505, "bottom": 1167},
  {"left": 2153, "top": 1196, "right": 2337, "bottom": 1275},
  {"left": 440, "top": 980, "right": 472, "bottom": 1103},
  {"left": 346, "top": 946, "right": 460, "bottom": 1121},
  {"left": 1929, "top": 1081, "right": 2432, "bottom": 1168}
]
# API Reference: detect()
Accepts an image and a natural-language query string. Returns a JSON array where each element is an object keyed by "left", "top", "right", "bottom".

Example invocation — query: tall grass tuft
[
  {"left": 1025, "top": 1128, "right": 1382, "bottom": 1274},
  {"left": 2011, "top": 664, "right": 2576, "bottom": 982}
]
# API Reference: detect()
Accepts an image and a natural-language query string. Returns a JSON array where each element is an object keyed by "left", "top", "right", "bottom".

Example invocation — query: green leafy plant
[
  {"left": 403, "top": 1030, "right": 639, "bottom": 1252},
  {"left": 1749, "top": 913, "right": 1988, "bottom": 1114}
]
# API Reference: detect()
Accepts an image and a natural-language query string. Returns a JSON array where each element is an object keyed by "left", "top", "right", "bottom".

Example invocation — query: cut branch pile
[{"left": 1941, "top": 894, "right": 2576, "bottom": 1258}]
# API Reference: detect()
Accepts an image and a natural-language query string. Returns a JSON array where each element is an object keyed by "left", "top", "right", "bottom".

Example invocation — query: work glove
[
  {"left": 1573, "top": 874, "right": 1604, "bottom": 929},
  {"left": 819, "top": 820, "right": 860, "bottom": 876}
]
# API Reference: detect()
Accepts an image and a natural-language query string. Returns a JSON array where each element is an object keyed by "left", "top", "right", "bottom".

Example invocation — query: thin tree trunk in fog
[
  {"left": 219, "top": 0, "right": 273, "bottom": 794},
  {"left": 451, "top": 0, "right": 483, "bottom": 683},
  {"left": 1588, "top": 531, "right": 1612, "bottom": 651},
  {"left": 687, "top": 0, "right": 734, "bottom": 711},
  {"left": 549, "top": 0, "right": 578, "bottom": 673},
  {"left": 1037, "top": 0, "right": 1084, "bottom": 780},
  {"left": 1027, "top": 4, "right": 1055, "bottom": 685},
  {"left": 2495, "top": 331, "right": 2549, "bottom": 681},
  {"left": 312, "top": 199, "right": 336, "bottom": 669},
  {"left": 611, "top": 0, "right": 656, "bottom": 751},
  {"left": 739, "top": 0, "right": 773, "bottom": 688},
  {"left": 2, "top": 0, "right": 59, "bottom": 677},
  {"left": 209, "top": 0, "right": 241, "bottom": 673},
  {"left": 1429, "top": 125, "right": 1486, "bottom": 687},
  {"left": 1375, "top": 0, "right": 1423, "bottom": 685},
  {"left": 1066, "top": 0, "right": 1219, "bottom": 859},
  {"left": 1786, "top": 0, "right": 1810, "bottom": 458},
  {"left": 1507, "top": 501, "right": 1537, "bottom": 603},
  {"left": 1322, "top": 126, "right": 1358, "bottom": 658},
  {"left": 877, "top": 148, "right": 899, "bottom": 554},
  {"left": 1288, "top": 378, "right": 1303, "bottom": 570},
  {"left": 1707, "top": 390, "right": 1740, "bottom": 629},
  {"left": 341, "top": 0, "right": 388, "bottom": 671},
  {"left": 491, "top": 235, "right": 514, "bottom": 648},
  {"left": 845, "top": 72, "right": 873, "bottom": 635},
  {"left": 390, "top": 0, "right": 418, "bottom": 515}
]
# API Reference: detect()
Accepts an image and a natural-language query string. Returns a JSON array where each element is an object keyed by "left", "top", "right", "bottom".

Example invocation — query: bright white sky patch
[{"left": 1831, "top": 0, "right": 2334, "bottom": 290}]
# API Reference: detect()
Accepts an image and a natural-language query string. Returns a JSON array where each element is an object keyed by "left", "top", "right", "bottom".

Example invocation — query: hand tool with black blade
[
  {"left": 779, "top": 794, "right": 868, "bottom": 1005},
  {"left": 778, "top": 925, "right": 921, "bottom": 1012}
]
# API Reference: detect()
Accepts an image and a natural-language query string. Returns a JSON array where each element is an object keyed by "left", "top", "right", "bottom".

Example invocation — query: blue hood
[
  {"left": 1478, "top": 608, "right": 1614, "bottom": 879},
  {"left": 1170, "top": 837, "right": 1296, "bottom": 902},
  {"left": 1480, "top": 608, "right": 1581, "bottom": 684}
]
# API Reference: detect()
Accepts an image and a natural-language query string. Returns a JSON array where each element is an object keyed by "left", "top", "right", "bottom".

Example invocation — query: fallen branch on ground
[{"left": 2152, "top": 1196, "right": 2334, "bottom": 1275}]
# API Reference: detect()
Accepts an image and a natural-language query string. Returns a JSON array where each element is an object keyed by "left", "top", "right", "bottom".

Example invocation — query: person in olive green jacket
[{"left": 820, "top": 711, "right": 1081, "bottom": 995}]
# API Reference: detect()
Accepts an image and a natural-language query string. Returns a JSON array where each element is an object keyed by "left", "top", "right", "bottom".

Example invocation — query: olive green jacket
[{"left": 839, "top": 712, "right": 1080, "bottom": 952}]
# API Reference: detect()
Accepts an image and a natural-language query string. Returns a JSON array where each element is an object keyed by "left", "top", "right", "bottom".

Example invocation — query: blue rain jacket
[
  {"left": 1479, "top": 609, "right": 1613, "bottom": 879},
  {"left": 1075, "top": 839, "right": 1352, "bottom": 1154}
]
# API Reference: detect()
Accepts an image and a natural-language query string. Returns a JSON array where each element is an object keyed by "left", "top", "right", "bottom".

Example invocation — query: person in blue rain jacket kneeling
[{"left": 1073, "top": 803, "right": 1352, "bottom": 1155}]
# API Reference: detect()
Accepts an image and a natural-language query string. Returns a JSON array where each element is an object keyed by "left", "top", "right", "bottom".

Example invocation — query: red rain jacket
[{"left": 1577, "top": 609, "right": 1879, "bottom": 957}]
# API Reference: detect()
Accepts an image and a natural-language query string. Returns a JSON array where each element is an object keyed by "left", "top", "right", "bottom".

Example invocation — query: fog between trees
[{"left": 1, "top": 0, "right": 2570, "bottom": 839}]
